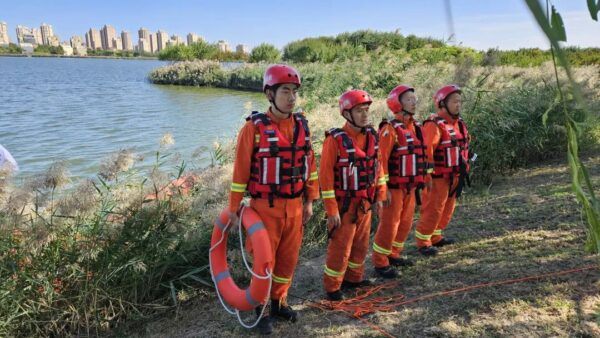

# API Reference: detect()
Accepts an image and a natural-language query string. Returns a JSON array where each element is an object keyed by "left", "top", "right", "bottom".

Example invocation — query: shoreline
[{"left": 0, "top": 53, "right": 159, "bottom": 60}]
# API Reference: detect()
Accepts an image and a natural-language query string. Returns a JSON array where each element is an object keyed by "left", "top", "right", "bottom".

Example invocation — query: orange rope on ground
[{"left": 305, "top": 265, "right": 598, "bottom": 338}]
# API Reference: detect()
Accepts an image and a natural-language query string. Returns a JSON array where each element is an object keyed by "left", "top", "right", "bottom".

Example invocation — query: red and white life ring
[{"left": 209, "top": 207, "right": 273, "bottom": 311}]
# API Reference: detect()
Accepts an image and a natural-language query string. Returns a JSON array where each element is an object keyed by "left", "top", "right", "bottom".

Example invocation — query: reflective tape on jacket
[
  {"left": 231, "top": 182, "right": 247, "bottom": 193},
  {"left": 322, "top": 189, "right": 335, "bottom": 199}
]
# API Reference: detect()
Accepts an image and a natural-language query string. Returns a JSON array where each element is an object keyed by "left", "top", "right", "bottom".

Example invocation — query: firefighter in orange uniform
[
  {"left": 372, "top": 85, "right": 429, "bottom": 270},
  {"left": 320, "top": 89, "right": 388, "bottom": 301},
  {"left": 228, "top": 64, "right": 320, "bottom": 334},
  {"left": 415, "top": 84, "right": 471, "bottom": 256}
]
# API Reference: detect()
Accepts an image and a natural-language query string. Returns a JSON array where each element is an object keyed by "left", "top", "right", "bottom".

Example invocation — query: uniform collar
[
  {"left": 393, "top": 113, "right": 414, "bottom": 126},
  {"left": 438, "top": 110, "right": 458, "bottom": 125},
  {"left": 343, "top": 122, "right": 365, "bottom": 137}
]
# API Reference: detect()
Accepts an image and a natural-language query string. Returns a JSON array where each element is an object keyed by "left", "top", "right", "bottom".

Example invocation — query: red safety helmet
[
  {"left": 263, "top": 64, "right": 301, "bottom": 92},
  {"left": 339, "top": 89, "right": 373, "bottom": 115},
  {"left": 386, "top": 84, "right": 415, "bottom": 113},
  {"left": 434, "top": 84, "right": 461, "bottom": 108}
]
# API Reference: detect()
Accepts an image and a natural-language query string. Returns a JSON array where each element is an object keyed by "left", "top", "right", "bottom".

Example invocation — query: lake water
[{"left": 0, "top": 57, "right": 265, "bottom": 179}]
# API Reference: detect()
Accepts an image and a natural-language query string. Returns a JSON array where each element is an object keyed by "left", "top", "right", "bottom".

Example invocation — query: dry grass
[{"left": 131, "top": 152, "right": 600, "bottom": 338}]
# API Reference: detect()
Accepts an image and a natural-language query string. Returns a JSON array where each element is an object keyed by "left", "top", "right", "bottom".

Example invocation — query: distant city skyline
[
  {"left": 1, "top": 0, "right": 599, "bottom": 51},
  {"left": 1, "top": 19, "right": 249, "bottom": 54},
  {"left": 1, "top": 20, "right": 252, "bottom": 56}
]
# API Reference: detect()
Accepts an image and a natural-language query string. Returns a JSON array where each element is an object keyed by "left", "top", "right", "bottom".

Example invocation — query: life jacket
[
  {"left": 379, "top": 118, "right": 428, "bottom": 189},
  {"left": 326, "top": 127, "right": 379, "bottom": 214},
  {"left": 424, "top": 114, "right": 470, "bottom": 178},
  {"left": 247, "top": 111, "right": 312, "bottom": 205}
]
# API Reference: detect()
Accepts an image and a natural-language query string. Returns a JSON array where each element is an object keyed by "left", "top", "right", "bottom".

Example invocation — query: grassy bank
[{"left": 0, "top": 147, "right": 235, "bottom": 336}]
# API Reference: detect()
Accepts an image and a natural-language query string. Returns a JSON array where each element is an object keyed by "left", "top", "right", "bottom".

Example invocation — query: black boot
[
  {"left": 433, "top": 237, "right": 456, "bottom": 247},
  {"left": 326, "top": 289, "right": 345, "bottom": 301},
  {"left": 418, "top": 246, "right": 438, "bottom": 256},
  {"left": 270, "top": 299, "right": 298, "bottom": 322},
  {"left": 388, "top": 256, "right": 415, "bottom": 267},
  {"left": 255, "top": 307, "right": 273, "bottom": 335},
  {"left": 341, "top": 279, "right": 374, "bottom": 290},
  {"left": 374, "top": 266, "right": 399, "bottom": 279}
]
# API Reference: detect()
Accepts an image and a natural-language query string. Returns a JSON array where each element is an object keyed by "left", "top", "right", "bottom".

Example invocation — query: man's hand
[
  {"left": 383, "top": 189, "right": 392, "bottom": 207},
  {"left": 327, "top": 213, "right": 341, "bottom": 230},
  {"left": 372, "top": 200, "right": 383, "bottom": 216},
  {"left": 228, "top": 209, "right": 240, "bottom": 232},
  {"left": 302, "top": 200, "right": 314, "bottom": 226},
  {"left": 425, "top": 179, "right": 433, "bottom": 192}
]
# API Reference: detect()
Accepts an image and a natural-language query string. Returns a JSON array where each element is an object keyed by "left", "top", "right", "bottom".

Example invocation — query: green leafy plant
[{"left": 524, "top": 0, "right": 600, "bottom": 252}]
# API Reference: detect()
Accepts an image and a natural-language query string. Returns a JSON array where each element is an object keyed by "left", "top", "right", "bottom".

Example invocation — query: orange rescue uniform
[
  {"left": 415, "top": 113, "right": 465, "bottom": 247},
  {"left": 229, "top": 108, "right": 319, "bottom": 302},
  {"left": 320, "top": 123, "right": 387, "bottom": 293},
  {"left": 372, "top": 114, "right": 423, "bottom": 268}
]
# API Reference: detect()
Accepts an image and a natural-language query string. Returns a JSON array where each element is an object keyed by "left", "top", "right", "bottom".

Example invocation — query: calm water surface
[{"left": 0, "top": 57, "right": 265, "bottom": 179}]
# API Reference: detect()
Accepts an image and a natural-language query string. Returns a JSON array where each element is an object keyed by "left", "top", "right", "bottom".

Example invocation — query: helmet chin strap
[
  {"left": 344, "top": 111, "right": 366, "bottom": 132},
  {"left": 401, "top": 109, "right": 415, "bottom": 116},
  {"left": 441, "top": 100, "right": 459, "bottom": 119},
  {"left": 268, "top": 90, "right": 292, "bottom": 117},
  {"left": 447, "top": 108, "right": 460, "bottom": 119}
]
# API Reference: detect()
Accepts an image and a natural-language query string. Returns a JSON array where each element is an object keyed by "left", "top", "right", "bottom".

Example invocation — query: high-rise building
[
  {"left": 112, "top": 37, "right": 122, "bottom": 51},
  {"left": 85, "top": 28, "right": 102, "bottom": 50},
  {"left": 138, "top": 38, "right": 151, "bottom": 53},
  {"left": 40, "top": 23, "right": 54, "bottom": 45},
  {"left": 156, "top": 30, "right": 168, "bottom": 51},
  {"left": 121, "top": 31, "right": 133, "bottom": 51},
  {"left": 236, "top": 44, "right": 249, "bottom": 54},
  {"left": 138, "top": 27, "right": 150, "bottom": 40},
  {"left": 32, "top": 28, "right": 43, "bottom": 45},
  {"left": 149, "top": 33, "right": 158, "bottom": 53},
  {"left": 217, "top": 40, "right": 230, "bottom": 53},
  {"left": 47, "top": 35, "right": 60, "bottom": 47},
  {"left": 15, "top": 25, "right": 29, "bottom": 44},
  {"left": 70, "top": 35, "right": 83, "bottom": 48},
  {"left": 0, "top": 22, "right": 10, "bottom": 45},
  {"left": 187, "top": 32, "right": 201, "bottom": 46},
  {"left": 15, "top": 25, "right": 38, "bottom": 45},
  {"left": 169, "top": 34, "right": 185, "bottom": 46},
  {"left": 22, "top": 32, "right": 37, "bottom": 45},
  {"left": 100, "top": 24, "right": 116, "bottom": 50}
]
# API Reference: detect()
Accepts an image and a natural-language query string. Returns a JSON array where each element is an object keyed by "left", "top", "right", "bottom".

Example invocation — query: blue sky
[{"left": 2, "top": 0, "right": 598, "bottom": 50}]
